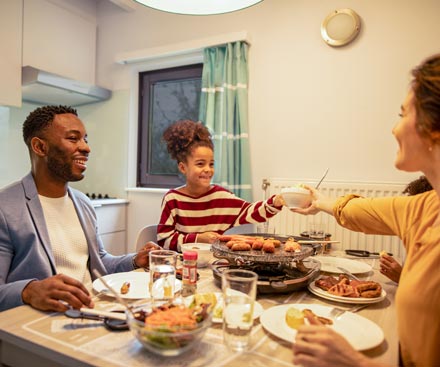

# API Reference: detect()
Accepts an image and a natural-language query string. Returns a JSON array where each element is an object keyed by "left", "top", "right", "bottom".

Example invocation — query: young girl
[{"left": 157, "top": 120, "right": 285, "bottom": 251}]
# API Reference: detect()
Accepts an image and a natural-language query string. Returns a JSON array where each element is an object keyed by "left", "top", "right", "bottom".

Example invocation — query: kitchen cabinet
[
  {"left": 93, "top": 199, "right": 128, "bottom": 256},
  {"left": 23, "top": 0, "right": 96, "bottom": 84},
  {"left": 0, "top": 1, "right": 22, "bottom": 107}
]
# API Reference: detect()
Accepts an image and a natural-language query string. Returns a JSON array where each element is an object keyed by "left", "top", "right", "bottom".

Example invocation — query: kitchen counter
[{"left": 91, "top": 198, "right": 129, "bottom": 207}]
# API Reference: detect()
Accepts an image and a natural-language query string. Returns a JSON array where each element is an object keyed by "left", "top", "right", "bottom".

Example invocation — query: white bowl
[
  {"left": 280, "top": 186, "right": 312, "bottom": 208},
  {"left": 180, "top": 243, "right": 213, "bottom": 268}
]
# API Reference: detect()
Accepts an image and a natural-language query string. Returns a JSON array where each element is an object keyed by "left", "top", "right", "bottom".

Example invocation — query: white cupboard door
[
  {"left": 0, "top": 0, "right": 23, "bottom": 107},
  {"left": 23, "top": 0, "right": 96, "bottom": 84},
  {"left": 100, "top": 231, "right": 126, "bottom": 256}
]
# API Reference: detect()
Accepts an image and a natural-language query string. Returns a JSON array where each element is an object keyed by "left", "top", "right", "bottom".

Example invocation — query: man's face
[{"left": 44, "top": 113, "right": 91, "bottom": 183}]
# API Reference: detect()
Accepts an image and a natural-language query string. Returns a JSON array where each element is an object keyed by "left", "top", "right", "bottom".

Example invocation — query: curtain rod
[{"left": 115, "top": 31, "right": 250, "bottom": 65}]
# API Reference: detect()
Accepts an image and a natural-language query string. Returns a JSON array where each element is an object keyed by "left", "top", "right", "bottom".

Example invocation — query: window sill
[{"left": 125, "top": 187, "right": 168, "bottom": 194}]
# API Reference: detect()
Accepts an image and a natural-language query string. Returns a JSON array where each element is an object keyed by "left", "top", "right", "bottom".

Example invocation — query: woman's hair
[
  {"left": 23, "top": 105, "right": 78, "bottom": 148},
  {"left": 402, "top": 175, "right": 433, "bottom": 195},
  {"left": 411, "top": 54, "right": 440, "bottom": 142},
  {"left": 162, "top": 120, "right": 214, "bottom": 163}
]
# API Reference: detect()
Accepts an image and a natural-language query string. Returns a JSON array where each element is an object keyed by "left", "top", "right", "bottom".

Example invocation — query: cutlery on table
[
  {"left": 345, "top": 249, "right": 392, "bottom": 257},
  {"left": 92, "top": 269, "right": 136, "bottom": 318},
  {"left": 337, "top": 266, "right": 360, "bottom": 281},
  {"left": 329, "top": 304, "right": 369, "bottom": 319},
  {"left": 65, "top": 308, "right": 126, "bottom": 321}
]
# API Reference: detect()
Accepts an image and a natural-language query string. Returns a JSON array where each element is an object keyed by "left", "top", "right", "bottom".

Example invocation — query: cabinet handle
[{"left": 93, "top": 204, "right": 102, "bottom": 208}]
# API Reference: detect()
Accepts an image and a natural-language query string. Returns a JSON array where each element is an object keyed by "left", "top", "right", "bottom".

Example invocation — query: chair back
[
  {"left": 224, "top": 223, "right": 255, "bottom": 235},
  {"left": 135, "top": 224, "right": 158, "bottom": 251}
]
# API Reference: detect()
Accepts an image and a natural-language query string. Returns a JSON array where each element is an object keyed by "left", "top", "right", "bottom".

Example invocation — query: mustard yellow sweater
[{"left": 334, "top": 190, "right": 440, "bottom": 367}]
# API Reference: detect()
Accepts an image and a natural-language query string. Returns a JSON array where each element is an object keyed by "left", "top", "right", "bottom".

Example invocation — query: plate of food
[
  {"left": 308, "top": 275, "right": 386, "bottom": 304},
  {"left": 183, "top": 292, "right": 264, "bottom": 323},
  {"left": 313, "top": 256, "right": 372, "bottom": 274},
  {"left": 92, "top": 271, "right": 182, "bottom": 299},
  {"left": 260, "top": 303, "right": 384, "bottom": 351}
]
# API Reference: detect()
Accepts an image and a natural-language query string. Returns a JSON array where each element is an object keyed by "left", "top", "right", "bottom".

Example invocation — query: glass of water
[
  {"left": 222, "top": 269, "right": 258, "bottom": 352},
  {"left": 149, "top": 250, "right": 178, "bottom": 304}
]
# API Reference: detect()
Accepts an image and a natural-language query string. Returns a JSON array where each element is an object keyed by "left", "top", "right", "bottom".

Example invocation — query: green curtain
[{"left": 199, "top": 41, "right": 252, "bottom": 201}]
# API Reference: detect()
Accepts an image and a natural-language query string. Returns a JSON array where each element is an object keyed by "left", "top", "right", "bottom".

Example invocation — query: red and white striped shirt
[{"left": 157, "top": 185, "right": 282, "bottom": 251}]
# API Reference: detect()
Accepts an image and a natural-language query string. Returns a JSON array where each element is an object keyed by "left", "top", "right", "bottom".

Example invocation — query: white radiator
[{"left": 262, "top": 178, "right": 406, "bottom": 259}]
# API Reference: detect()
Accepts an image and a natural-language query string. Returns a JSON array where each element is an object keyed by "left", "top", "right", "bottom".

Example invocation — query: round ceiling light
[{"left": 134, "top": 0, "right": 263, "bottom": 15}]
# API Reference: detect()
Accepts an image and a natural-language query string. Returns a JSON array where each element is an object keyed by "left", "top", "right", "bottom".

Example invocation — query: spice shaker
[{"left": 182, "top": 251, "right": 198, "bottom": 297}]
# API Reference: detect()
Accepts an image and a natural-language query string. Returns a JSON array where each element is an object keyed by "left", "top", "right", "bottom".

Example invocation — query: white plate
[
  {"left": 92, "top": 272, "right": 182, "bottom": 300},
  {"left": 184, "top": 292, "right": 264, "bottom": 323},
  {"left": 260, "top": 304, "right": 384, "bottom": 351},
  {"left": 313, "top": 256, "right": 372, "bottom": 274},
  {"left": 308, "top": 282, "right": 386, "bottom": 304}
]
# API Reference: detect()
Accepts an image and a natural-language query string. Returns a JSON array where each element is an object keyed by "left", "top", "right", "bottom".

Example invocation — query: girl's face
[
  {"left": 178, "top": 146, "right": 214, "bottom": 192},
  {"left": 392, "top": 90, "right": 432, "bottom": 172}
]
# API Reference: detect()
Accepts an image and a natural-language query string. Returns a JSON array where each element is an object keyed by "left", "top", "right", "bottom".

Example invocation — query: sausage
[{"left": 231, "top": 242, "right": 252, "bottom": 251}]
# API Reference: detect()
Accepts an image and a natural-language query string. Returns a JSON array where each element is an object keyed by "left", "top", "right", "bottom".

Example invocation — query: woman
[
  {"left": 292, "top": 54, "right": 440, "bottom": 366},
  {"left": 157, "top": 120, "right": 285, "bottom": 251}
]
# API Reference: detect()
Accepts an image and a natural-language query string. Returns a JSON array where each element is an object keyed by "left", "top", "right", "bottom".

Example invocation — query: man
[{"left": 0, "top": 105, "right": 157, "bottom": 312}]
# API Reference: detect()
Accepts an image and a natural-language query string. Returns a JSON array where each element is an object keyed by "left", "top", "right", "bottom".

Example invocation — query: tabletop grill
[{"left": 211, "top": 233, "right": 321, "bottom": 293}]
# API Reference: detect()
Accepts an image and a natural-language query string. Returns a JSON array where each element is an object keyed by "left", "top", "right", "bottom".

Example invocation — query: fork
[{"left": 329, "top": 304, "right": 368, "bottom": 319}]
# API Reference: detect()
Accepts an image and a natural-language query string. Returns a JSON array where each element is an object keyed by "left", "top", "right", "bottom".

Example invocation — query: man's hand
[
  {"left": 21, "top": 274, "right": 94, "bottom": 312},
  {"left": 133, "top": 241, "right": 161, "bottom": 269}
]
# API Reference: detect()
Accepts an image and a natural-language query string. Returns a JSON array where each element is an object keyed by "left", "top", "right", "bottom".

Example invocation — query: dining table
[{"left": 0, "top": 250, "right": 399, "bottom": 367}]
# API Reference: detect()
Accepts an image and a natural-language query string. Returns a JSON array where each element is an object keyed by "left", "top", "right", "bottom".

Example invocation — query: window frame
[{"left": 137, "top": 63, "right": 203, "bottom": 188}]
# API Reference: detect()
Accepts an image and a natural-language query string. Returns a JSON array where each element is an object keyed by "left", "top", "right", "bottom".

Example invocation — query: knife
[
  {"left": 337, "top": 267, "right": 360, "bottom": 281},
  {"left": 345, "top": 249, "right": 392, "bottom": 257}
]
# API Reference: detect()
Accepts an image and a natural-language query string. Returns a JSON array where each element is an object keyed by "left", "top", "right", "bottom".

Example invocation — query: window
[{"left": 137, "top": 64, "right": 203, "bottom": 188}]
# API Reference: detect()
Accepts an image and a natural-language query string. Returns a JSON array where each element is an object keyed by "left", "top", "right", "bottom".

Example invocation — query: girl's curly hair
[{"left": 162, "top": 120, "right": 214, "bottom": 163}]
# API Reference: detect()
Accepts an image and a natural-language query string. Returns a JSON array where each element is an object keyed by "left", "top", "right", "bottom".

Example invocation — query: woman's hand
[
  {"left": 290, "top": 185, "right": 335, "bottom": 216},
  {"left": 379, "top": 254, "right": 402, "bottom": 283},
  {"left": 196, "top": 232, "right": 219, "bottom": 244},
  {"left": 293, "top": 325, "right": 371, "bottom": 367}
]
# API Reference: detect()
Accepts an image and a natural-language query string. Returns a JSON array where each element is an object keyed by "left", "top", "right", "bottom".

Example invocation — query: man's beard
[{"left": 47, "top": 147, "right": 85, "bottom": 182}]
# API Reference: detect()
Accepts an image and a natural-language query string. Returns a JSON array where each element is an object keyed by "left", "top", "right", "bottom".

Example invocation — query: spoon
[{"left": 315, "top": 168, "right": 329, "bottom": 189}]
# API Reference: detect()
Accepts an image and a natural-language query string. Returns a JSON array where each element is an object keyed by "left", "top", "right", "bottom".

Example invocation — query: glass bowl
[{"left": 126, "top": 302, "right": 212, "bottom": 356}]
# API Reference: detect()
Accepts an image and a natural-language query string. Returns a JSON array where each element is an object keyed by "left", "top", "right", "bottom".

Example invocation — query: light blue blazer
[{"left": 0, "top": 173, "right": 134, "bottom": 311}]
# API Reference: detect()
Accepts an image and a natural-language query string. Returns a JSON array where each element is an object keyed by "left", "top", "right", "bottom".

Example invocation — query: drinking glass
[
  {"left": 149, "top": 250, "right": 178, "bottom": 303},
  {"left": 222, "top": 269, "right": 258, "bottom": 352}
]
